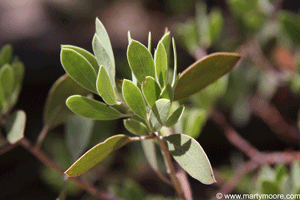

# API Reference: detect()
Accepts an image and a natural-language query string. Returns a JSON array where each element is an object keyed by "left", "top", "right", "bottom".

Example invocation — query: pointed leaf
[
  {"left": 124, "top": 118, "right": 149, "bottom": 136},
  {"left": 92, "top": 34, "right": 115, "bottom": 87},
  {"left": 160, "top": 84, "right": 173, "bottom": 101},
  {"left": 155, "top": 42, "right": 168, "bottom": 87},
  {"left": 142, "top": 76, "right": 161, "bottom": 107},
  {"left": 171, "top": 38, "right": 178, "bottom": 88},
  {"left": 66, "top": 95, "right": 123, "bottom": 120},
  {"left": 122, "top": 79, "right": 147, "bottom": 120},
  {"left": 61, "top": 45, "right": 99, "bottom": 73},
  {"left": 165, "top": 105, "right": 185, "bottom": 127},
  {"left": 5, "top": 110, "right": 26, "bottom": 144},
  {"left": 149, "top": 99, "right": 171, "bottom": 131},
  {"left": 43, "top": 74, "right": 90, "bottom": 129},
  {"left": 65, "top": 134, "right": 130, "bottom": 177},
  {"left": 164, "top": 134, "right": 215, "bottom": 184},
  {"left": 95, "top": 18, "right": 115, "bottom": 67},
  {"left": 66, "top": 115, "right": 94, "bottom": 160},
  {"left": 0, "top": 44, "right": 13, "bottom": 67},
  {"left": 160, "top": 32, "right": 171, "bottom": 64},
  {"left": 96, "top": 66, "right": 117, "bottom": 105},
  {"left": 0, "top": 64, "right": 14, "bottom": 99},
  {"left": 127, "top": 40, "right": 155, "bottom": 83},
  {"left": 61, "top": 47, "right": 97, "bottom": 93},
  {"left": 174, "top": 53, "right": 241, "bottom": 100}
]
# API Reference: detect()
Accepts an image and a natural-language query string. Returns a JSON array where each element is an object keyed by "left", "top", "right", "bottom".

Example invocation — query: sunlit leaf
[
  {"left": 142, "top": 76, "right": 161, "bottom": 107},
  {"left": 164, "top": 134, "right": 215, "bottom": 184},
  {"left": 92, "top": 34, "right": 115, "bottom": 87},
  {"left": 122, "top": 79, "right": 147, "bottom": 120},
  {"left": 148, "top": 32, "right": 152, "bottom": 52},
  {"left": 127, "top": 40, "right": 155, "bottom": 83},
  {"left": 174, "top": 53, "right": 241, "bottom": 100},
  {"left": 61, "top": 45, "right": 99, "bottom": 73},
  {"left": 96, "top": 66, "right": 117, "bottom": 105},
  {"left": 155, "top": 42, "right": 168, "bottom": 87},
  {"left": 149, "top": 99, "right": 171, "bottom": 131},
  {"left": 66, "top": 95, "right": 123, "bottom": 120},
  {"left": 60, "top": 47, "right": 97, "bottom": 93},
  {"left": 6, "top": 110, "right": 26, "bottom": 144},
  {"left": 66, "top": 115, "right": 94, "bottom": 160},
  {"left": 43, "top": 74, "right": 90, "bottom": 129},
  {"left": 65, "top": 134, "right": 130, "bottom": 177}
]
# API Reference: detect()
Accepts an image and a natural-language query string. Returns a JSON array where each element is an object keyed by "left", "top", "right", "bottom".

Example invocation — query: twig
[
  {"left": 35, "top": 124, "right": 50, "bottom": 149},
  {"left": 156, "top": 134, "right": 185, "bottom": 199},
  {"left": 0, "top": 140, "right": 19, "bottom": 155},
  {"left": 20, "top": 138, "right": 120, "bottom": 200}
]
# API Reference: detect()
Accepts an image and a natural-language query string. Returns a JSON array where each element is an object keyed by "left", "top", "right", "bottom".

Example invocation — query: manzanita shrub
[{"left": 59, "top": 18, "right": 240, "bottom": 198}]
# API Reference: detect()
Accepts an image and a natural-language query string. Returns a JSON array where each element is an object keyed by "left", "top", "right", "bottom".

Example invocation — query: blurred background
[{"left": 1, "top": 0, "right": 300, "bottom": 199}]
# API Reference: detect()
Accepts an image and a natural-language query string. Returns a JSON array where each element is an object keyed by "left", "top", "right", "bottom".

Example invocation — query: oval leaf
[
  {"left": 124, "top": 118, "right": 149, "bottom": 136},
  {"left": 160, "top": 84, "right": 173, "bottom": 101},
  {"left": 0, "top": 64, "right": 14, "bottom": 99},
  {"left": 66, "top": 115, "right": 94, "bottom": 160},
  {"left": 43, "top": 74, "right": 90, "bottom": 129},
  {"left": 165, "top": 105, "right": 185, "bottom": 127},
  {"left": 0, "top": 44, "right": 13, "bottom": 67},
  {"left": 96, "top": 66, "right": 117, "bottom": 105},
  {"left": 164, "top": 134, "right": 215, "bottom": 184},
  {"left": 92, "top": 34, "right": 115, "bottom": 87},
  {"left": 61, "top": 45, "right": 99, "bottom": 73},
  {"left": 127, "top": 40, "right": 155, "bottom": 83},
  {"left": 95, "top": 18, "right": 115, "bottom": 67},
  {"left": 149, "top": 99, "right": 171, "bottom": 131},
  {"left": 155, "top": 42, "right": 168, "bottom": 87},
  {"left": 142, "top": 76, "right": 161, "bottom": 107},
  {"left": 66, "top": 95, "right": 122, "bottom": 120},
  {"left": 122, "top": 79, "right": 147, "bottom": 120},
  {"left": 65, "top": 134, "right": 130, "bottom": 177},
  {"left": 174, "top": 53, "right": 241, "bottom": 100},
  {"left": 61, "top": 48, "right": 97, "bottom": 93},
  {"left": 6, "top": 110, "right": 26, "bottom": 144}
]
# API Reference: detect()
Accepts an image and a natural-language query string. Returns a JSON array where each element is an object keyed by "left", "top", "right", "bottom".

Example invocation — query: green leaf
[
  {"left": 160, "top": 32, "right": 171, "bottom": 65},
  {"left": 66, "top": 115, "right": 94, "bottom": 160},
  {"left": 0, "top": 64, "right": 14, "bottom": 99},
  {"left": 174, "top": 53, "right": 241, "bottom": 100},
  {"left": 160, "top": 84, "right": 173, "bottom": 101},
  {"left": 95, "top": 18, "right": 115, "bottom": 68},
  {"left": 149, "top": 99, "right": 171, "bottom": 131},
  {"left": 60, "top": 47, "right": 97, "bottom": 93},
  {"left": 66, "top": 95, "right": 123, "bottom": 120},
  {"left": 61, "top": 45, "right": 99, "bottom": 73},
  {"left": 142, "top": 76, "right": 161, "bottom": 107},
  {"left": 164, "top": 134, "right": 215, "bottom": 184},
  {"left": 0, "top": 83, "right": 6, "bottom": 113},
  {"left": 148, "top": 32, "right": 152, "bottom": 52},
  {"left": 279, "top": 11, "right": 300, "bottom": 44},
  {"left": 5, "top": 110, "right": 26, "bottom": 144},
  {"left": 127, "top": 40, "right": 155, "bottom": 83},
  {"left": 209, "top": 8, "right": 223, "bottom": 43},
  {"left": 122, "top": 79, "right": 147, "bottom": 120},
  {"left": 165, "top": 105, "right": 185, "bottom": 127},
  {"left": 155, "top": 42, "right": 168, "bottom": 87},
  {"left": 92, "top": 34, "right": 115, "bottom": 87},
  {"left": 0, "top": 44, "right": 13, "bottom": 67},
  {"left": 124, "top": 118, "right": 149, "bottom": 136},
  {"left": 43, "top": 74, "right": 90, "bottom": 129},
  {"left": 96, "top": 66, "right": 117, "bottom": 105},
  {"left": 9, "top": 62, "right": 25, "bottom": 110},
  {"left": 171, "top": 38, "right": 178, "bottom": 88},
  {"left": 65, "top": 134, "right": 130, "bottom": 177}
]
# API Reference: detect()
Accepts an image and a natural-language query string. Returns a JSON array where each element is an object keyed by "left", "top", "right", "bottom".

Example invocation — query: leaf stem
[
  {"left": 35, "top": 124, "right": 50, "bottom": 149},
  {"left": 156, "top": 133, "right": 184, "bottom": 199},
  {"left": 129, "top": 134, "right": 156, "bottom": 142}
]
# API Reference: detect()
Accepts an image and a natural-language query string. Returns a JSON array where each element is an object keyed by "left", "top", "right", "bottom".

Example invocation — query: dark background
[{"left": 0, "top": 0, "right": 300, "bottom": 199}]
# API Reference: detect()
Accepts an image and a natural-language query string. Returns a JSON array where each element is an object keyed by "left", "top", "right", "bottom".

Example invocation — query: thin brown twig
[
  {"left": 35, "top": 124, "right": 50, "bottom": 149},
  {"left": 20, "top": 138, "right": 120, "bottom": 200}
]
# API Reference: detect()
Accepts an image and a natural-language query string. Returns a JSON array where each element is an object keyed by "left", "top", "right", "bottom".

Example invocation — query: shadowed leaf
[
  {"left": 96, "top": 66, "right": 117, "bottom": 105},
  {"left": 142, "top": 76, "right": 161, "bottom": 107}
]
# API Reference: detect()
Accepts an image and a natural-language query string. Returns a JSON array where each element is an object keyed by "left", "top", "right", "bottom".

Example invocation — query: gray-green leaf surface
[
  {"left": 96, "top": 66, "right": 117, "bottom": 105},
  {"left": 6, "top": 110, "right": 26, "bottom": 144}
]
